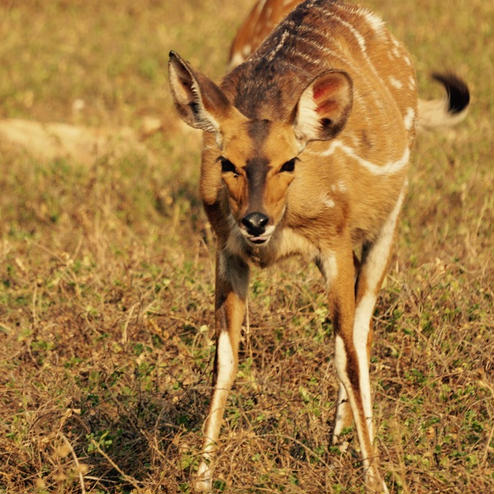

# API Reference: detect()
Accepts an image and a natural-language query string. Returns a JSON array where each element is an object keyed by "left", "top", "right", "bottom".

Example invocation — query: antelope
[{"left": 168, "top": 0, "right": 470, "bottom": 491}]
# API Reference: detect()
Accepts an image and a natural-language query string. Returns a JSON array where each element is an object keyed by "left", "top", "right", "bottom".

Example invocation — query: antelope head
[{"left": 168, "top": 51, "right": 353, "bottom": 246}]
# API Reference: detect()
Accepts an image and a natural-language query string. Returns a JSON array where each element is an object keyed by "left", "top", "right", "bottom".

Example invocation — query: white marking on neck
[{"left": 320, "top": 140, "right": 410, "bottom": 176}]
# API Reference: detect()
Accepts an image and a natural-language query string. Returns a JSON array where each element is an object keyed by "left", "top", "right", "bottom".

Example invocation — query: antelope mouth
[
  {"left": 239, "top": 224, "right": 275, "bottom": 246},
  {"left": 247, "top": 235, "right": 270, "bottom": 245},
  {"left": 240, "top": 228, "right": 274, "bottom": 246}
]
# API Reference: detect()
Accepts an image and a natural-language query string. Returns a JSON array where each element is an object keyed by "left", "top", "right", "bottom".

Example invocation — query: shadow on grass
[{"left": 67, "top": 384, "right": 209, "bottom": 492}]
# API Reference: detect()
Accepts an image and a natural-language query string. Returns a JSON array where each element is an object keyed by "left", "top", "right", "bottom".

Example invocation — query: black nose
[{"left": 241, "top": 212, "right": 269, "bottom": 236}]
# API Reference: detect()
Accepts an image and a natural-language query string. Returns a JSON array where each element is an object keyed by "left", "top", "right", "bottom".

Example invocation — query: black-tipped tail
[
  {"left": 431, "top": 72, "right": 470, "bottom": 115},
  {"left": 417, "top": 72, "right": 470, "bottom": 131}
]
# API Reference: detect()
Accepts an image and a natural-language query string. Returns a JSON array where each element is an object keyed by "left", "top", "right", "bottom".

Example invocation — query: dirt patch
[{"left": 0, "top": 119, "right": 151, "bottom": 164}]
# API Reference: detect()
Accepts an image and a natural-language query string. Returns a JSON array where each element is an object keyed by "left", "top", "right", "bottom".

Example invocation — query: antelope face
[
  {"left": 217, "top": 120, "right": 299, "bottom": 245},
  {"left": 168, "top": 50, "right": 352, "bottom": 245}
]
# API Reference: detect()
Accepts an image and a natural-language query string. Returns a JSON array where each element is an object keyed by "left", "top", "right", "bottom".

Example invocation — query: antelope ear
[
  {"left": 168, "top": 51, "right": 231, "bottom": 138},
  {"left": 293, "top": 71, "right": 353, "bottom": 143}
]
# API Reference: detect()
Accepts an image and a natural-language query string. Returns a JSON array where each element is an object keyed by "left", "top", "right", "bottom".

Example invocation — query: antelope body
[{"left": 168, "top": 0, "right": 469, "bottom": 492}]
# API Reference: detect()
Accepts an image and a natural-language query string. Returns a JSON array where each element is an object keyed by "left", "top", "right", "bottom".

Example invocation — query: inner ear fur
[
  {"left": 168, "top": 50, "right": 231, "bottom": 134},
  {"left": 293, "top": 70, "right": 353, "bottom": 143}
]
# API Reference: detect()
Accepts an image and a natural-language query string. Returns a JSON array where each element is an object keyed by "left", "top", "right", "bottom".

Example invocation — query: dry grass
[{"left": 0, "top": 1, "right": 493, "bottom": 493}]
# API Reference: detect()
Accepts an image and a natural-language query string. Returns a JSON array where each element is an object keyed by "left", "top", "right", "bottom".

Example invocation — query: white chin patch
[{"left": 241, "top": 224, "right": 275, "bottom": 246}]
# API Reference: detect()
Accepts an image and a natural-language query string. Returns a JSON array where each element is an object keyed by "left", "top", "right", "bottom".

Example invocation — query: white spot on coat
[
  {"left": 323, "top": 194, "right": 335, "bottom": 208},
  {"left": 389, "top": 76, "right": 403, "bottom": 89}
]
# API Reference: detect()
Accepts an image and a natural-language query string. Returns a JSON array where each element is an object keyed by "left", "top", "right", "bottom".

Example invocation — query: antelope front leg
[
  {"left": 194, "top": 250, "right": 249, "bottom": 493},
  {"left": 323, "top": 244, "right": 387, "bottom": 494}
]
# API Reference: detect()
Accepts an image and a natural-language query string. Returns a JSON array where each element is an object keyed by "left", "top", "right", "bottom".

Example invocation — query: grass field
[{"left": 0, "top": 1, "right": 493, "bottom": 493}]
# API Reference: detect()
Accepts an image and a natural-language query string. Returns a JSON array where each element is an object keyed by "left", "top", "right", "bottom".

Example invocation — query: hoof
[
  {"left": 193, "top": 463, "right": 212, "bottom": 493},
  {"left": 365, "top": 468, "right": 389, "bottom": 494}
]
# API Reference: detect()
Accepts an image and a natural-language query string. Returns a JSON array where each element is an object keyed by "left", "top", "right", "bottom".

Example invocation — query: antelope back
[{"left": 229, "top": 0, "right": 302, "bottom": 68}]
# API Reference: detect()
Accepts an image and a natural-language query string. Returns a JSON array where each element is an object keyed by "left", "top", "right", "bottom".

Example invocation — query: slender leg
[
  {"left": 194, "top": 249, "right": 249, "bottom": 492},
  {"left": 330, "top": 185, "right": 406, "bottom": 493},
  {"left": 332, "top": 245, "right": 373, "bottom": 446},
  {"left": 326, "top": 243, "right": 384, "bottom": 493},
  {"left": 330, "top": 252, "right": 361, "bottom": 447}
]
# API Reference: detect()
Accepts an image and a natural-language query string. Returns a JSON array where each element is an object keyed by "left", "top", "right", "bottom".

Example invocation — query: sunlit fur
[{"left": 168, "top": 1, "right": 469, "bottom": 492}]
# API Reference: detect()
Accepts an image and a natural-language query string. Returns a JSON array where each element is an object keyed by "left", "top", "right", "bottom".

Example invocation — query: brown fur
[{"left": 168, "top": 1, "right": 469, "bottom": 492}]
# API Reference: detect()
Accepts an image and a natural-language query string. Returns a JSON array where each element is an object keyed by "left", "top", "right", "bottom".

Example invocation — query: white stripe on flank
[
  {"left": 404, "top": 107, "right": 416, "bottom": 130},
  {"left": 291, "top": 48, "right": 320, "bottom": 66},
  {"left": 267, "top": 29, "right": 290, "bottom": 62},
  {"left": 295, "top": 32, "right": 363, "bottom": 75},
  {"left": 330, "top": 12, "right": 367, "bottom": 55},
  {"left": 361, "top": 9, "right": 385, "bottom": 35},
  {"left": 329, "top": 5, "right": 396, "bottom": 106},
  {"left": 320, "top": 140, "right": 410, "bottom": 176}
]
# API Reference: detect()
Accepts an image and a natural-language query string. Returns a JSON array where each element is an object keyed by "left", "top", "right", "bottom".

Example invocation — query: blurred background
[{"left": 0, "top": 1, "right": 492, "bottom": 493}]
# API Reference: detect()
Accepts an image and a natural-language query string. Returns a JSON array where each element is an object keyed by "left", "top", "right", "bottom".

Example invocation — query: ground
[{"left": 0, "top": 1, "right": 493, "bottom": 493}]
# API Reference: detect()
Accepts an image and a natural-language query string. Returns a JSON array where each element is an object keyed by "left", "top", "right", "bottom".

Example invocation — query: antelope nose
[{"left": 241, "top": 212, "right": 269, "bottom": 236}]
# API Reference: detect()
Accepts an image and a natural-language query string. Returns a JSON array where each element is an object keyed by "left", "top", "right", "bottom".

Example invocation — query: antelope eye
[
  {"left": 280, "top": 158, "right": 297, "bottom": 173},
  {"left": 219, "top": 157, "right": 239, "bottom": 176}
]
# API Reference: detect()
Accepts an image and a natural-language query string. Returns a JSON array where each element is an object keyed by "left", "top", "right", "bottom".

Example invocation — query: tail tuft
[
  {"left": 431, "top": 72, "right": 470, "bottom": 114},
  {"left": 417, "top": 72, "right": 470, "bottom": 131}
]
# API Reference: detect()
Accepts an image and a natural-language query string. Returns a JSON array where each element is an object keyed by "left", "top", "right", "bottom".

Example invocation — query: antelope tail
[{"left": 417, "top": 73, "right": 470, "bottom": 132}]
